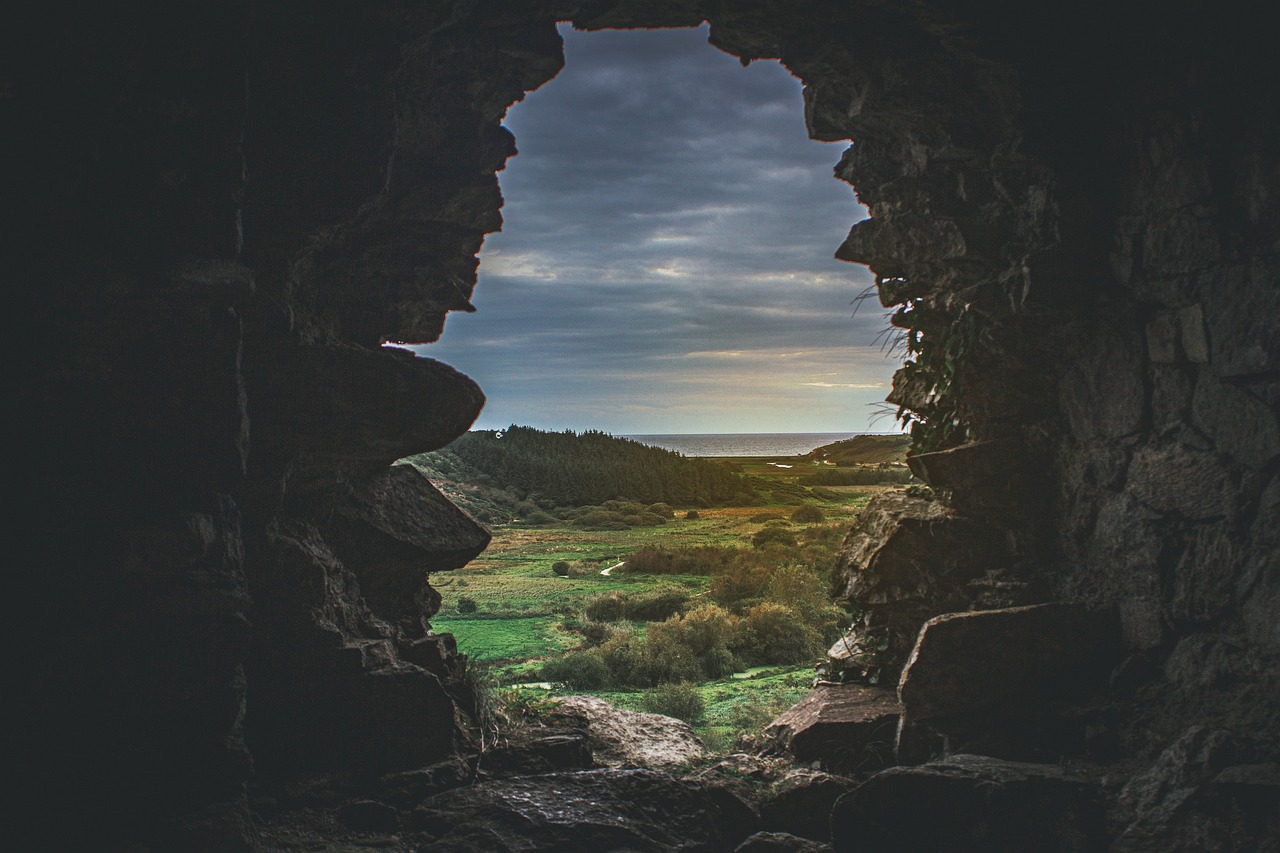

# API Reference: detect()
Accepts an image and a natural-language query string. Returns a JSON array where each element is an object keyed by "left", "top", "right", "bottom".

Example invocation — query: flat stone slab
[
  {"left": 898, "top": 603, "right": 1120, "bottom": 725},
  {"left": 554, "top": 695, "right": 705, "bottom": 770},
  {"left": 831, "top": 754, "right": 1106, "bottom": 851},
  {"left": 411, "top": 768, "right": 752, "bottom": 851},
  {"left": 766, "top": 685, "right": 900, "bottom": 771}
]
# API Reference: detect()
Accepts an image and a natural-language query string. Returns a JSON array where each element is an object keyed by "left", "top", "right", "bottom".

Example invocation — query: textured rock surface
[
  {"left": 554, "top": 695, "right": 707, "bottom": 770},
  {"left": 16, "top": 0, "right": 1279, "bottom": 847},
  {"left": 830, "top": 754, "right": 1107, "bottom": 852},
  {"left": 765, "top": 685, "right": 900, "bottom": 771},
  {"left": 828, "top": 490, "right": 1017, "bottom": 681},
  {"left": 759, "top": 770, "right": 857, "bottom": 843},
  {"left": 737, "top": 831, "right": 833, "bottom": 853},
  {"left": 898, "top": 604, "right": 1121, "bottom": 725},
  {"left": 411, "top": 768, "right": 755, "bottom": 851}
]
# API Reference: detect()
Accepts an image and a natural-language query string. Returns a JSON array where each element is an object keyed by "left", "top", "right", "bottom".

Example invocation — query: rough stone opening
[
  {"left": 411, "top": 22, "right": 886, "bottom": 437},
  {"left": 19, "top": 2, "right": 1278, "bottom": 849}
]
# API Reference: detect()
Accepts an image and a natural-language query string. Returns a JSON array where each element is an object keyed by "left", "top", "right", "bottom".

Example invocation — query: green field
[{"left": 421, "top": 448, "right": 904, "bottom": 752}]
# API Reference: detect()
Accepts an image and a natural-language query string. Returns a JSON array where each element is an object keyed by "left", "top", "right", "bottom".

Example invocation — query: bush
[
  {"left": 790, "top": 504, "right": 826, "bottom": 524},
  {"left": 585, "top": 592, "right": 626, "bottom": 622},
  {"left": 740, "top": 602, "right": 824, "bottom": 665},
  {"left": 752, "top": 526, "right": 798, "bottom": 549},
  {"left": 647, "top": 502, "right": 675, "bottom": 518},
  {"left": 709, "top": 561, "right": 772, "bottom": 610},
  {"left": 625, "top": 585, "right": 692, "bottom": 621},
  {"left": 552, "top": 560, "right": 570, "bottom": 577},
  {"left": 599, "top": 629, "right": 701, "bottom": 687},
  {"left": 541, "top": 649, "right": 611, "bottom": 689},
  {"left": 584, "top": 585, "right": 691, "bottom": 623},
  {"left": 573, "top": 618, "right": 615, "bottom": 647},
  {"left": 640, "top": 682, "right": 705, "bottom": 723},
  {"left": 456, "top": 595, "right": 478, "bottom": 614},
  {"left": 648, "top": 604, "right": 741, "bottom": 678},
  {"left": 623, "top": 544, "right": 739, "bottom": 576},
  {"left": 574, "top": 510, "right": 633, "bottom": 530},
  {"left": 684, "top": 510, "right": 700, "bottom": 519}
]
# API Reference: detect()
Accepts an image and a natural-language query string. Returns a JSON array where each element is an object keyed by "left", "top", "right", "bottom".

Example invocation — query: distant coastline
[{"left": 623, "top": 432, "right": 904, "bottom": 458}]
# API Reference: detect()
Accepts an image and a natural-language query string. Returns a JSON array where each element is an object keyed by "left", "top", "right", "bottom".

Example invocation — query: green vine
[{"left": 891, "top": 300, "right": 982, "bottom": 453}]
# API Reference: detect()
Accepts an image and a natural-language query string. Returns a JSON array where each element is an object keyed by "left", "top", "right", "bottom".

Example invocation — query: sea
[{"left": 623, "top": 432, "right": 897, "bottom": 458}]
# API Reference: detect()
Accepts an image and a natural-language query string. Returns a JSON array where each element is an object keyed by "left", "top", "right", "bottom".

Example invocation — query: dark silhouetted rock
[
  {"left": 336, "top": 799, "right": 399, "bottom": 833},
  {"left": 829, "top": 491, "right": 1011, "bottom": 681},
  {"left": 372, "top": 759, "right": 473, "bottom": 809},
  {"left": 736, "top": 831, "right": 833, "bottom": 853},
  {"left": 766, "top": 686, "right": 900, "bottom": 772},
  {"left": 479, "top": 731, "right": 593, "bottom": 776},
  {"left": 760, "top": 770, "right": 857, "bottom": 842},
  {"left": 830, "top": 754, "right": 1106, "bottom": 852},
  {"left": 1114, "top": 726, "right": 1242, "bottom": 850},
  {"left": 906, "top": 439, "right": 1045, "bottom": 519},
  {"left": 411, "top": 768, "right": 754, "bottom": 851},
  {"left": 898, "top": 603, "right": 1121, "bottom": 728},
  {"left": 326, "top": 464, "right": 490, "bottom": 635}
]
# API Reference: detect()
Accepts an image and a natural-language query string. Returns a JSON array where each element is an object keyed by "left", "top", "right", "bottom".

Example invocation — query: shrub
[
  {"left": 552, "top": 560, "right": 570, "bottom": 577},
  {"left": 456, "top": 595, "right": 478, "bottom": 614},
  {"left": 585, "top": 592, "right": 626, "bottom": 622},
  {"left": 790, "top": 504, "right": 826, "bottom": 524},
  {"left": 525, "top": 510, "right": 557, "bottom": 525},
  {"left": 574, "top": 510, "right": 633, "bottom": 530},
  {"left": 752, "top": 526, "right": 798, "bottom": 549},
  {"left": 648, "top": 604, "right": 741, "bottom": 678},
  {"left": 599, "top": 630, "right": 701, "bottom": 687},
  {"left": 541, "top": 649, "right": 611, "bottom": 689},
  {"left": 624, "top": 545, "right": 739, "bottom": 576},
  {"left": 584, "top": 585, "right": 690, "bottom": 623},
  {"left": 740, "top": 602, "right": 824, "bottom": 665},
  {"left": 764, "top": 564, "right": 834, "bottom": 625},
  {"left": 647, "top": 502, "right": 675, "bottom": 518},
  {"left": 808, "top": 467, "right": 915, "bottom": 486},
  {"left": 640, "top": 682, "right": 705, "bottom": 723},
  {"left": 685, "top": 509, "right": 700, "bottom": 519},
  {"left": 709, "top": 561, "right": 772, "bottom": 611},
  {"left": 624, "top": 585, "right": 691, "bottom": 621},
  {"left": 573, "top": 618, "right": 615, "bottom": 647}
]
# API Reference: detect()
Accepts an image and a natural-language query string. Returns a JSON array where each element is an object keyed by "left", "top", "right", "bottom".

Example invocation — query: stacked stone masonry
[{"left": 16, "top": 0, "right": 1277, "bottom": 849}]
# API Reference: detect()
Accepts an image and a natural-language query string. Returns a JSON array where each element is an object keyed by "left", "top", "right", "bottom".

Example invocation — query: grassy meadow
[{"left": 424, "top": 445, "right": 907, "bottom": 751}]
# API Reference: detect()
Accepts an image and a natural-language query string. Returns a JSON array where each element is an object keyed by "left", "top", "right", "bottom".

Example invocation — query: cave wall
[{"left": 14, "top": 0, "right": 1276, "bottom": 848}]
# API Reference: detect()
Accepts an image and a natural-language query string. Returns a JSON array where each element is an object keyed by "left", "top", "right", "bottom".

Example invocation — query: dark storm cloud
[{"left": 411, "top": 24, "right": 899, "bottom": 433}]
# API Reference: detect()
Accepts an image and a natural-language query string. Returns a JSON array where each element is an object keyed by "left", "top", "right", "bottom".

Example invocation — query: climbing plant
[{"left": 891, "top": 297, "right": 984, "bottom": 453}]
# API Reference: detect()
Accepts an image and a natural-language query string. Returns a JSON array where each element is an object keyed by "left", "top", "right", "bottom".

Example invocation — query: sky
[{"left": 408, "top": 24, "right": 898, "bottom": 435}]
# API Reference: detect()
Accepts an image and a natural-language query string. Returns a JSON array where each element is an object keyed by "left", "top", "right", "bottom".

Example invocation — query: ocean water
[{"left": 623, "top": 432, "right": 894, "bottom": 457}]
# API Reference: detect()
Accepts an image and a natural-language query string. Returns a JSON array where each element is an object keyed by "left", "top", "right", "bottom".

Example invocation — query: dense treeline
[{"left": 428, "top": 426, "right": 757, "bottom": 507}]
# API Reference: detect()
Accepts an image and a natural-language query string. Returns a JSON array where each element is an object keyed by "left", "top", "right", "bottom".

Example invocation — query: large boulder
[
  {"left": 326, "top": 464, "right": 490, "bottom": 635},
  {"left": 830, "top": 754, "right": 1107, "bottom": 852},
  {"left": 554, "top": 695, "right": 706, "bottom": 770},
  {"left": 411, "top": 768, "right": 755, "bottom": 851},
  {"left": 898, "top": 603, "right": 1121, "bottom": 731},
  {"left": 829, "top": 491, "right": 1012, "bottom": 682},
  {"left": 759, "top": 769, "right": 858, "bottom": 842},
  {"left": 765, "top": 685, "right": 900, "bottom": 772},
  {"left": 1113, "top": 726, "right": 1280, "bottom": 851}
]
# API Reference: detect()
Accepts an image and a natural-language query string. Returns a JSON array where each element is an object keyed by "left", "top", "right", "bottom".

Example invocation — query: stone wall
[{"left": 15, "top": 0, "right": 1276, "bottom": 848}]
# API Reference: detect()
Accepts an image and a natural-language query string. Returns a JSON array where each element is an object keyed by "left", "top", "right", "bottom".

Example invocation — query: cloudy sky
[{"left": 410, "top": 24, "right": 898, "bottom": 435}]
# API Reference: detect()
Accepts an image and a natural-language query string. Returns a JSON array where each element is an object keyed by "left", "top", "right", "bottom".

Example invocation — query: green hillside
[{"left": 807, "top": 434, "right": 911, "bottom": 466}]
